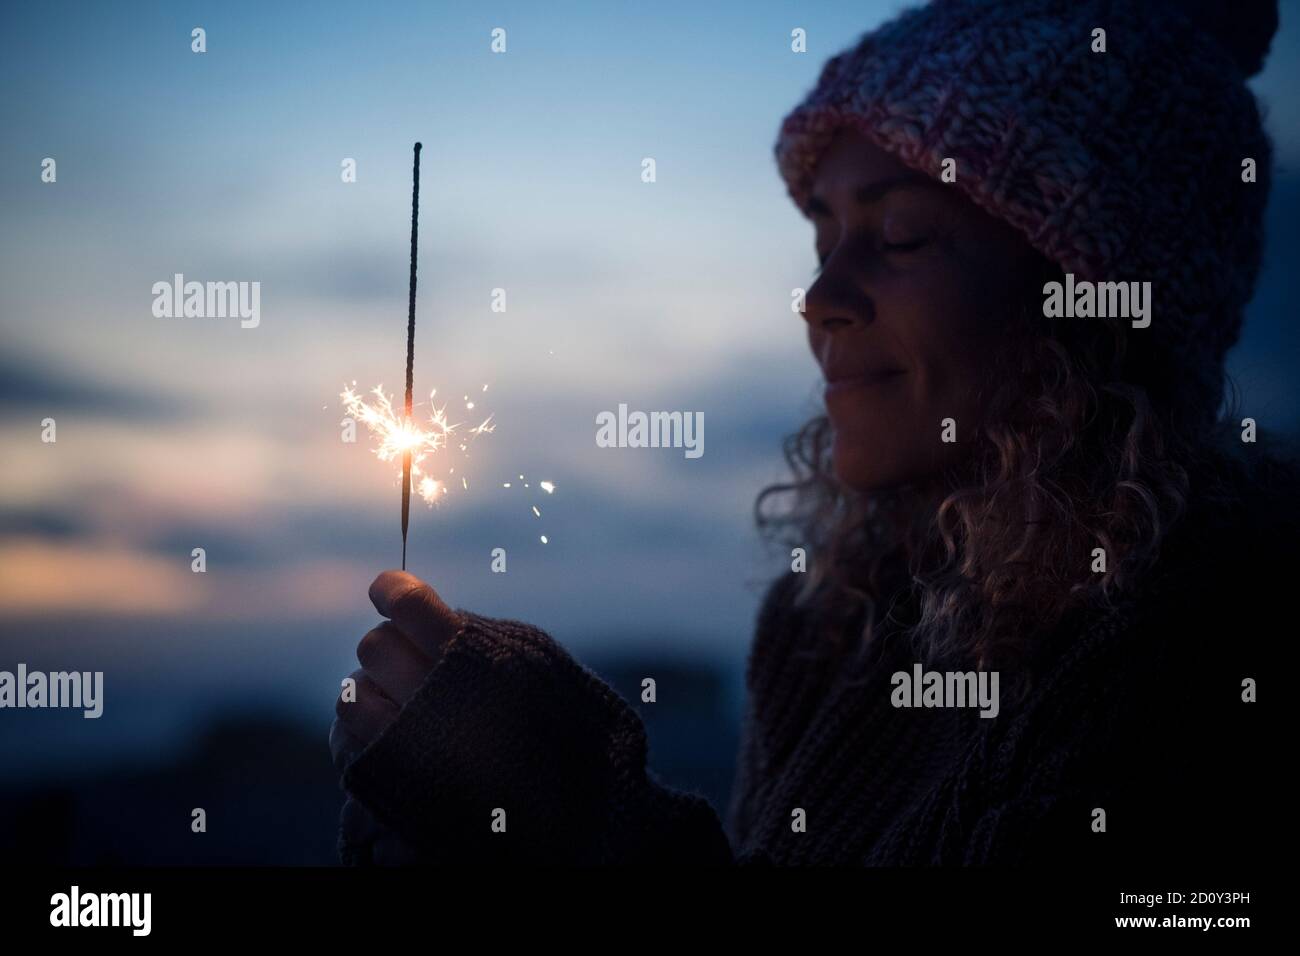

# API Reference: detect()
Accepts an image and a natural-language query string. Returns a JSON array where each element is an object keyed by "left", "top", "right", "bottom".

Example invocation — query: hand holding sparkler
[
  {"left": 331, "top": 568, "right": 712, "bottom": 865},
  {"left": 331, "top": 569, "right": 461, "bottom": 864},
  {"left": 332, "top": 569, "right": 462, "bottom": 865},
  {"left": 331, "top": 570, "right": 460, "bottom": 766}
]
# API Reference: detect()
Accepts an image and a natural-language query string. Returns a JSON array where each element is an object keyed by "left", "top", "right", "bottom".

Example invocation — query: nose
[{"left": 801, "top": 249, "right": 873, "bottom": 333}]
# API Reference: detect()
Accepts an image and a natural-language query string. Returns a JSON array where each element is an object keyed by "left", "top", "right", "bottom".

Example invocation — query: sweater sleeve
[{"left": 339, "top": 609, "right": 734, "bottom": 866}]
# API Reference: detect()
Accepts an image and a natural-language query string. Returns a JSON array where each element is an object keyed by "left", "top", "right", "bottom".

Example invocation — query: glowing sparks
[
  {"left": 499, "top": 473, "right": 557, "bottom": 543},
  {"left": 341, "top": 381, "right": 495, "bottom": 504},
  {"left": 342, "top": 381, "right": 555, "bottom": 543}
]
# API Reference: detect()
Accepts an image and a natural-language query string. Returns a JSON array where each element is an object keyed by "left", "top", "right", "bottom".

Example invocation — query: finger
[
  {"left": 335, "top": 668, "right": 399, "bottom": 743},
  {"left": 372, "top": 832, "right": 426, "bottom": 866},
  {"left": 329, "top": 716, "right": 369, "bottom": 774},
  {"left": 340, "top": 795, "right": 387, "bottom": 846},
  {"left": 369, "top": 570, "right": 461, "bottom": 658},
  {"left": 356, "top": 622, "right": 435, "bottom": 705},
  {"left": 338, "top": 797, "right": 375, "bottom": 866},
  {"left": 342, "top": 796, "right": 424, "bottom": 865}
]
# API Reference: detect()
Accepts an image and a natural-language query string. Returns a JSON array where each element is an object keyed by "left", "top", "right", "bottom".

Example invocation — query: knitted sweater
[{"left": 339, "top": 449, "right": 1291, "bottom": 866}]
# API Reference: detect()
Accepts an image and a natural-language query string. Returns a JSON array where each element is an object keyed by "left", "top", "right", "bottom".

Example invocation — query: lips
[{"left": 823, "top": 368, "right": 906, "bottom": 397}]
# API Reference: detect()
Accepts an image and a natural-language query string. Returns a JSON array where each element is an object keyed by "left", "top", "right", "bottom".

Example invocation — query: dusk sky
[{"left": 3, "top": 0, "right": 1298, "bottom": 780}]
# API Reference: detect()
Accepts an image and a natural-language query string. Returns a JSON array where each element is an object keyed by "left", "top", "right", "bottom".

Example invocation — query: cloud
[
  {"left": 0, "top": 536, "right": 376, "bottom": 620},
  {"left": 0, "top": 538, "right": 204, "bottom": 615},
  {"left": 0, "top": 352, "right": 203, "bottom": 421}
]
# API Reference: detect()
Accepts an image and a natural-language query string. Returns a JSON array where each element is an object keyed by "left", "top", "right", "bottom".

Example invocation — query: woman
[{"left": 330, "top": 0, "right": 1293, "bottom": 865}]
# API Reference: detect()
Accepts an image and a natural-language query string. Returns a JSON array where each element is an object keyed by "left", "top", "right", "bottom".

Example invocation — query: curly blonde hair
[{"left": 755, "top": 261, "right": 1209, "bottom": 685}]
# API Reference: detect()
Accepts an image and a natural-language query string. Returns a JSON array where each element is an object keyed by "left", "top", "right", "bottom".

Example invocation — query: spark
[
  {"left": 341, "top": 381, "right": 495, "bottom": 504},
  {"left": 501, "top": 473, "right": 557, "bottom": 542}
]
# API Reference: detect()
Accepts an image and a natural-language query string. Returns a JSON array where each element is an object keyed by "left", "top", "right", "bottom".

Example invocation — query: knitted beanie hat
[{"left": 774, "top": 0, "right": 1279, "bottom": 429}]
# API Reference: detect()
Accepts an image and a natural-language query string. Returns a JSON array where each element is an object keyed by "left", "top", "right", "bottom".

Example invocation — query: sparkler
[
  {"left": 338, "top": 142, "right": 551, "bottom": 560},
  {"left": 337, "top": 142, "right": 494, "bottom": 570},
  {"left": 402, "top": 142, "right": 422, "bottom": 570}
]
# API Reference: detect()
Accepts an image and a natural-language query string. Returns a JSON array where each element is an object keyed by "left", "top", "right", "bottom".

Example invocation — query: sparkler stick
[
  {"left": 338, "top": 145, "right": 508, "bottom": 554},
  {"left": 402, "top": 142, "right": 422, "bottom": 570}
]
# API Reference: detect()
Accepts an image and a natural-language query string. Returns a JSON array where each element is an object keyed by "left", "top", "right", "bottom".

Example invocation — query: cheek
[
  {"left": 826, "top": 280, "right": 1005, "bottom": 489},
  {"left": 894, "top": 281, "right": 1002, "bottom": 413}
]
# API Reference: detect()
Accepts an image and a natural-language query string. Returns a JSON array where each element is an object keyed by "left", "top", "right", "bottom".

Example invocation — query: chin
[
  {"left": 831, "top": 437, "right": 906, "bottom": 493},
  {"left": 833, "top": 428, "right": 972, "bottom": 494}
]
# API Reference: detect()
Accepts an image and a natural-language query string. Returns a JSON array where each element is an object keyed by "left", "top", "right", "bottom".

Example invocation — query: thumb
[{"left": 369, "top": 570, "right": 461, "bottom": 659}]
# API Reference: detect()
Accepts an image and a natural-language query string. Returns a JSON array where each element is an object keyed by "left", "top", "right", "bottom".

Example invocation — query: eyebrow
[{"left": 803, "top": 173, "right": 945, "bottom": 218}]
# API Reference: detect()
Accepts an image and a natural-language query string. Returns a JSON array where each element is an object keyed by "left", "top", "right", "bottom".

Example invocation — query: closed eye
[
  {"left": 812, "top": 235, "right": 932, "bottom": 277},
  {"left": 882, "top": 237, "right": 930, "bottom": 252}
]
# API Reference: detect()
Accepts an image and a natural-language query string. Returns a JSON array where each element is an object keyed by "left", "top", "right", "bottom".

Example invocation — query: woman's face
[{"left": 802, "top": 129, "right": 1041, "bottom": 491}]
